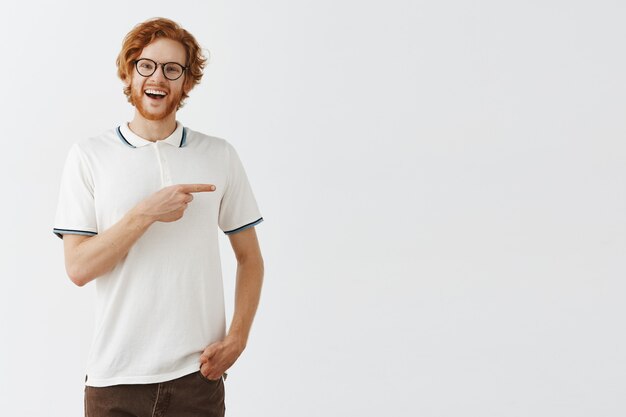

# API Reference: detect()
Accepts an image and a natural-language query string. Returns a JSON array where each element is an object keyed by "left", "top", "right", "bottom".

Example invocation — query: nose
[{"left": 149, "top": 64, "right": 168, "bottom": 82}]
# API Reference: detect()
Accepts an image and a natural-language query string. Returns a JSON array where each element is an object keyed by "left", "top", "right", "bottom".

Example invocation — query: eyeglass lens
[{"left": 136, "top": 59, "right": 184, "bottom": 80}]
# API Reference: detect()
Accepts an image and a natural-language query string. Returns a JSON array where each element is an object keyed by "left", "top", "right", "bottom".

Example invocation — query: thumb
[{"left": 201, "top": 343, "right": 220, "bottom": 360}]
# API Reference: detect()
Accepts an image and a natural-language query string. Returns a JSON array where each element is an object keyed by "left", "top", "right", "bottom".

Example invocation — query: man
[{"left": 53, "top": 17, "right": 264, "bottom": 417}]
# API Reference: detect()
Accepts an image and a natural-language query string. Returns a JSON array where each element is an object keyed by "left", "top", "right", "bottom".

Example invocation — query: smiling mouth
[{"left": 144, "top": 89, "right": 168, "bottom": 99}]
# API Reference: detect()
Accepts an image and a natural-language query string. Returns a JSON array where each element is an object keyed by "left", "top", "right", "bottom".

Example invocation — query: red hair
[{"left": 116, "top": 17, "right": 207, "bottom": 109}]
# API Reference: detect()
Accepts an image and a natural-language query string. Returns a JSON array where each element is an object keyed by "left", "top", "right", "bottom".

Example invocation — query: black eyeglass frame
[{"left": 133, "top": 58, "right": 188, "bottom": 81}]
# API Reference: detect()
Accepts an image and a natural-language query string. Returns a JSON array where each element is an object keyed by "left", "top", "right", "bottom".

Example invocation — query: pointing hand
[{"left": 133, "top": 183, "right": 216, "bottom": 223}]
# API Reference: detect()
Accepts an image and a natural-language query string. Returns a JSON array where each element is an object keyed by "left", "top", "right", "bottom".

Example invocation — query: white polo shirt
[{"left": 53, "top": 122, "right": 263, "bottom": 387}]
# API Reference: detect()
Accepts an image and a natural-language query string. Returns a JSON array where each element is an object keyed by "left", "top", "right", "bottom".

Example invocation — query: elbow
[
  {"left": 239, "top": 253, "right": 264, "bottom": 274},
  {"left": 68, "top": 272, "right": 87, "bottom": 287},
  {"left": 63, "top": 236, "right": 98, "bottom": 287},
  {"left": 72, "top": 278, "right": 87, "bottom": 288},
  {"left": 258, "top": 255, "right": 265, "bottom": 274},
  {"left": 66, "top": 263, "right": 89, "bottom": 287}
]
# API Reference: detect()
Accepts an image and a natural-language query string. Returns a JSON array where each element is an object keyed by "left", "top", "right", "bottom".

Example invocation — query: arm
[
  {"left": 63, "top": 209, "right": 153, "bottom": 287},
  {"left": 200, "top": 226, "right": 264, "bottom": 379},
  {"left": 63, "top": 183, "right": 216, "bottom": 287},
  {"left": 228, "top": 226, "right": 265, "bottom": 346}
]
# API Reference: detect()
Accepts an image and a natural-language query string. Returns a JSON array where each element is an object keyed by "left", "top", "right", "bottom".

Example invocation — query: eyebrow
[{"left": 137, "top": 57, "right": 186, "bottom": 66}]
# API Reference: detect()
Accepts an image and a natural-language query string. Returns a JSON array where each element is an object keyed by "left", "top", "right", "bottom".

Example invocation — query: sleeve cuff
[
  {"left": 223, "top": 217, "right": 264, "bottom": 235},
  {"left": 53, "top": 228, "right": 98, "bottom": 240}
]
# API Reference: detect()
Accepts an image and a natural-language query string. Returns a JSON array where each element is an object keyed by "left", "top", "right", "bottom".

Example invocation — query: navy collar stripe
[
  {"left": 116, "top": 125, "right": 187, "bottom": 148},
  {"left": 180, "top": 127, "right": 187, "bottom": 147},
  {"left": 116, "top": 126, "right": 136, "bottom": 148}
]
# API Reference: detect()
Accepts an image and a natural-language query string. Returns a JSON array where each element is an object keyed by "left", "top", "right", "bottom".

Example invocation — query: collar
[{"left": 116, "top": 122, "right": 187, "bottom": 148}]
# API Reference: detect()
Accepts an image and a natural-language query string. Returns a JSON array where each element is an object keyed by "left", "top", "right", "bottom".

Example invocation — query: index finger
[{"left": 179, "top": 184, "right": 216, "bottom": 193}]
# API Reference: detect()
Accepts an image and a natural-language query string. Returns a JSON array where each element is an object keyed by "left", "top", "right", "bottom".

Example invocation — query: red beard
[{"left": 131, "top": 84, "right": 182, "bottom": 121}]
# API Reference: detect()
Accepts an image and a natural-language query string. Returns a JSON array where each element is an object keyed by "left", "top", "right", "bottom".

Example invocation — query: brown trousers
[{"left": 84, "top": 371, "right": 225, "bottom": 417}]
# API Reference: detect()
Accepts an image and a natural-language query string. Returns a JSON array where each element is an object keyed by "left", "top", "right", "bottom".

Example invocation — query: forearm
[
  {"left": 227, "top": 256, "right": 264, "bottom": 347},
  {"left": 67, "top": 208, "right": 154, "bottom": 286}
]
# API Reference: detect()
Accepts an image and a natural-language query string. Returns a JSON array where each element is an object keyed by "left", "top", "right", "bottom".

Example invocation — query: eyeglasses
[{"left": 133, "top": 58, "right": 187, "bottom": 81}]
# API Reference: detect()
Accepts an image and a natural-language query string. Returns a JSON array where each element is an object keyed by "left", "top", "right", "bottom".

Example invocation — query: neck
[{"left": 128, "top": 112, "right": 177, "bottom": 142}]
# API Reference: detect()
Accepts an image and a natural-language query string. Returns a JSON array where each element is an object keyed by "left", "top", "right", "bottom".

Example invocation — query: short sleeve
[
  {"left": 52, "top": 143, "right": 98, "bottom": 239},
  {"left": 218, "top": 143, "right": 263, "bottom": 234}
]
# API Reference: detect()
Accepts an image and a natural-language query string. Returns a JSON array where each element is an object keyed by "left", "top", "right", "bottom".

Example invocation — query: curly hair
[{"left": 116, "top": 17, "right": 207, "bottom": 109}]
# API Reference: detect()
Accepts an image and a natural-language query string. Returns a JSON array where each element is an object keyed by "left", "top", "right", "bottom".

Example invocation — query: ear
[
  {"left": 183, "top": 78, "right": 193, "bottom": 96},
  {"left": 121, "top": 69, "right": 134, "bottom": 87}
]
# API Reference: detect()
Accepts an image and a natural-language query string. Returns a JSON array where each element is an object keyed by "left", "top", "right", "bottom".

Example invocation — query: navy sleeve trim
[
  {"left": 53, "top": 228, "right": 98, "bottom": 240},
  {"left": 223, "top": 217, "right": 264, "bottom": 235}
]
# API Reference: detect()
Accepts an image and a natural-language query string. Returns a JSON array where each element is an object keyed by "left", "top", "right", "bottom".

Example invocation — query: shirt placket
[{"left": 153, "top": 142, "right": 173, "bottom": 186}]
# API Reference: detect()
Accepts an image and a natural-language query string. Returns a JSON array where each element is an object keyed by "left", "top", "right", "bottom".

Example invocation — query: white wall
[{"left": 1, "top": 0, "right": 625, "bottom": 416}]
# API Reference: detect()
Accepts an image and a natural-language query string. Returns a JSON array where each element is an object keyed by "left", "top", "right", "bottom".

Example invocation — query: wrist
[
  {"left": 225, "top": 332, "right": 248, "bottom": 351},
  {"left": 127, "top": 206, "right": 155, "bottom": 230}
]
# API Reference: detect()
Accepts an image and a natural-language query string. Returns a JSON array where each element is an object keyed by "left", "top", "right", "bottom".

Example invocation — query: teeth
[{"left": 145, "top": 89, "right": 167, "bottom": 96}]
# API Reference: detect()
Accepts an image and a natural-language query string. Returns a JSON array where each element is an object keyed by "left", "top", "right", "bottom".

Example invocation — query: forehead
[{"left": 139, "top": 38, "right": 186, "bottom": 64}]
